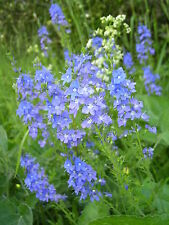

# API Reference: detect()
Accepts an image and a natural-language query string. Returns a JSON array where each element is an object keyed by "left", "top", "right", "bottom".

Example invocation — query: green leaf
[
  {"left": 0, "top": 125, "right": 8, "bottom": 151},
  {"left": 88, "top": 215, "right": 169, "bottom": 225},
  {"left": 78, "top": 201, "right": 109, "bottom": 225},
  {"left": 153, "top": 184, "right": 169, "bottom": 214},
  {"left": 141, "top": 95, "right": 169, "bottom": 123},
  {"left": 140, "top": 95, "right": 169, "bottom": 145},
  {"left": 17, "top": 204, "right": 33, "bottom": 225},
  {"left": 160, "top": 131, "right": 169, "bottom": 146},
  {"left": 0, "top": 198, "right": 33, "bottom": 225}
]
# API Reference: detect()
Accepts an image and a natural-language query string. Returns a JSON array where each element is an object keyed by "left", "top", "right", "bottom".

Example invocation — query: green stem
[
  {"left": 95, "top": 127, "right": 126, "bottom": 191},
  {"left": 153, "top": 135, "right": 162, "bottom": 150},
  {"left": 54, "top": 202, "right": 76, "bottom": 225},
  {"left": 134, "top": 124, "right": 154, "bottom": 181},
  {"left": 135, "top": 126, "right": 142, "bottom": 153}
]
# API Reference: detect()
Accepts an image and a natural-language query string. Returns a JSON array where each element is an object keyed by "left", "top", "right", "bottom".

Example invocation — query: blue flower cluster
[
  {"left": 17, "top": 48, "right": 156, "bottom": 147},
  {"left": 108, "top": 67, "right": 148, "bottom": 127},
  {"left": 38, "top": 26, "right": 51, "bottom": 56},
  {"left": 16, "top": 69, "right": 51, "bottom": 147},
  {"left": 123, "top": 52, "right": 135, "bottom": 74},
  {"left": 16, "top": 15, "right": 159, "bottom": 204},
  {"left": 91, "top": 36, "right": 103, "bottom": 58},
  {"left": 61, "top": 53, "right": 112, "bottom": 136},
  {"left": 143, "top": 147, "right": 154, "bottom": 159},
  {"left": 135, "top": 24, "right": 162, "bottom": 96},
  {"left": 143, "top": 67, "right": 162, "bottom": 96},
  {"left": 145, "top": 124, "right": 157, "bottom": 134},
  {"left": 21, "top": 154, "right": 66, "bottom": 202},
  {"left": 49, "top": 3, "right": 70, "bottom": 33},
  {"left": 136, "top": 24, "right": 155, "bottom": 64},
  {"left": 16, "top": 53, "right": 112, "bottom": 148},
  {"left": 64, "top": 153, "right": 103, "bottom": 201}
]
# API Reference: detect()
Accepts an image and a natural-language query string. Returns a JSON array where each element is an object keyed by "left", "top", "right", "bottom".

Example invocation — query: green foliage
[{"left": 0, "top": 198, "right": 33, "bottom": 225}]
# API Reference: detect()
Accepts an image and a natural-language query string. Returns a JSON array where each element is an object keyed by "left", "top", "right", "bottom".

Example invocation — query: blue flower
[
  {"left": 52, "top": 111, "right": 72, "bottom": 129},
  {"left": 143, "top": 147, "right": 154, "bottom": 159},
  {"left": 21, "top": 154, "right": 66, "bottom": 202},
  {"left": 136, "top": 24, "right": 155, "bottom": 63},
  {"left": 17, "top": 73, "right": 34, "bottom": 99},
  {"left": 38, "top": 26, "right": 49, "bottom": 37},
  {"left": 82, "top": 98, "right": 98, "bottom": 116},
  {"left": 57, "top": 129, "right": 86, "bottom": 147},
  {"left": 49, "top": 3, "right": 70, "bottom": 32},
  {"left": 123, "top": 52, "right": 135, "bottom": 74},
  {"left": 17, "top": 100, "right": 33, "bottom": 123},
  {"left": 113, "top": 67, "right": 126, "bottom": 84},
  {"left": 92, "top": 111, "right": 112, "bottom": 126},
  {"left": 38, "top": 26, "right": 51, "bottom": 56},
  {"left": 108, "top": 67, "right": 149, "bottom": 128},
  {"left": 64, "top": 153, "right": 104, "bottom": 201},
  {"left": 145, "top": 124, "right": 157, "bottom": 134},
  {"left": 143, "top": 67, "right": 162, "bottom": 96},
  {"left": 35, "top": 66, "right": 53, "bottom": 84},
  {"left": 61, "top": 67, "right": 72, "bottom": 85},
  {"left": 66, "top": 79, "right": 80, "bottom": 100},
  {"left": 92, "top": 37, "right": 103, "bottom": 49}
]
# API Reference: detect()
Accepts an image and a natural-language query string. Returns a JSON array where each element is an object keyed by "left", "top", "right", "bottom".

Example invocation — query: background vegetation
[{"left": 0, "top": 0, "right": 169, "bottom": 224}]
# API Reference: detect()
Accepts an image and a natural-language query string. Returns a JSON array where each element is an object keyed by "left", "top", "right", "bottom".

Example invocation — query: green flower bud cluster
[{"left": 87, "top": 14, "right": 130, "bottom": 79}]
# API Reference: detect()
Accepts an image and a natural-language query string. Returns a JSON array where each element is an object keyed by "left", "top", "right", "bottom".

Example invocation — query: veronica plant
[
  {"left": 21, "top": 154, "right": 66, "bottom": 202},
  {"left": 49, "top": 3, "right": 71, "bottom": 51},
  {"left": 38, "top": 25, "right": 51, "bottom": 57},
  {"left": 16, "top": 15, "right": 157, "bottom": 208},
  {"left": 136, "top": 24, "right": 162, "bottom": 95},
  {"left": 123, "top": 52, "right": 135, "bottom": 74}
]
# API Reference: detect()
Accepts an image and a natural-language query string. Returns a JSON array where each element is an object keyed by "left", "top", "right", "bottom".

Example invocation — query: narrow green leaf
[
  {"left": 0, "top": 125, "right": 8, "bottom": 151},
  {"left": 15, "top": 130, "right": 29, "bottom": 177},
  {"left": 156, "top": 41, "right": 168, "bottom": 73}
]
